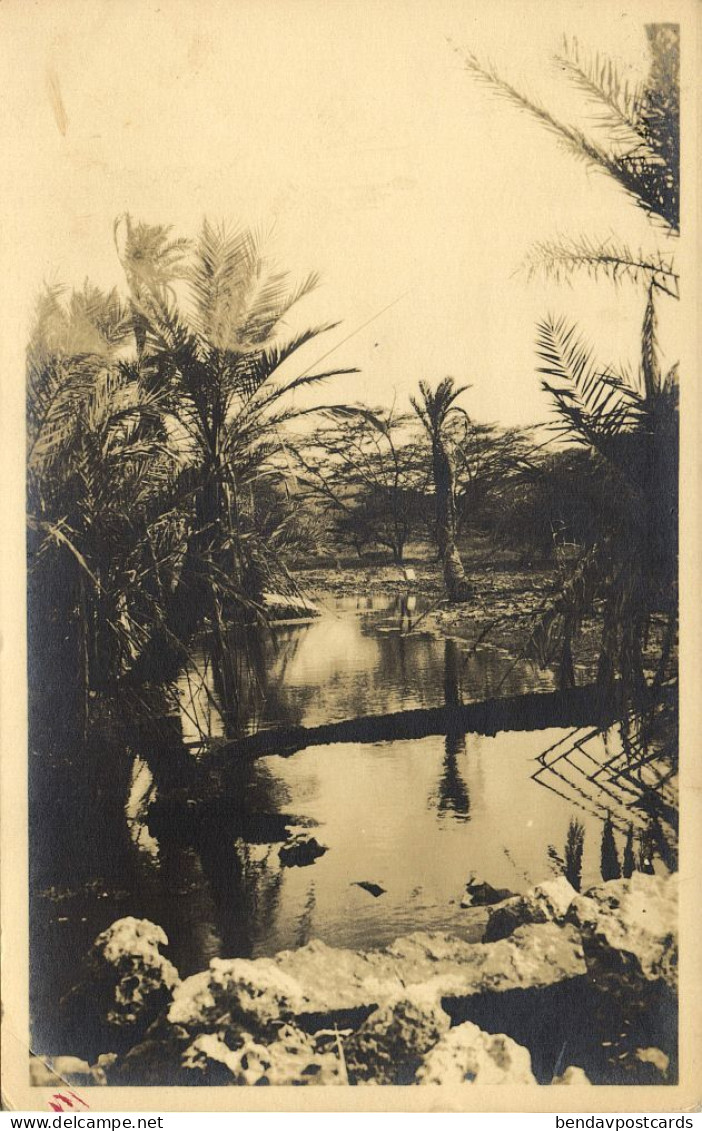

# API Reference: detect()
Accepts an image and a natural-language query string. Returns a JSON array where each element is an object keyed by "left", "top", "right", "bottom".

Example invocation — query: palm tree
[
  {"left": 26, "top": 281, "right": 178, "bottom": 734},
  {"left": 411, "top": 378, "right": 472, "bottom": 601},
  {"left": 458, "top": 26, "right": 680, "bottom": 700},
  {"left": 531, "top": 288, "right": 677, "bottom": 700},
  {"left": 28, "top": 217, "right": 357, "bottom": 734},
  {"left": 119, "top": 218, "right": 357, "bottom": 714}
]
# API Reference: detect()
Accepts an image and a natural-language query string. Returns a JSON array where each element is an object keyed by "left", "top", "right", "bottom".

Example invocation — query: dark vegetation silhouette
[
  {"left": 458, "top": 25, "right": 679, "bottom": 706},
  {"left": 548, "top": 816, "right": 585, "bottom": 891},
  {"left": 27, "top": 219, "right": 356, "bottom": 736},
  {"left": 600, "top": 814, "right": 622, "bottom": 881}
]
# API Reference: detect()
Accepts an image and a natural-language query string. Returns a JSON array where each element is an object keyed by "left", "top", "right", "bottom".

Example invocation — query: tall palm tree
[
  {"left": 120, "top": 219, "right": 357, "bottom": 710},
  {"left": 27, "top": 281, "right": 178, "bottom": 733},
  {"left": 530, "top": 286, "right": 678, "bottom": 699},
  {"left": 28, "top": 217, "right": 357, "bottom": 734},
  {"left": 411, "top": 378, "right": 472, "bottom": 602},
  {"left": 458, "top": 25, "right": 680, "bottom": 699}
]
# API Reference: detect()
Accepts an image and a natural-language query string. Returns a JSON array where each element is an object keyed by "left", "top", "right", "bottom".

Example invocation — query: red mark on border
[{"left": 48, "top": 1090, "right": 90, "bottom": 1112}]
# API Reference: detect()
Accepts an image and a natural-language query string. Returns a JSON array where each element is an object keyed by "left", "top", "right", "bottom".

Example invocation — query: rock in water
[
  {"left": 344, "top": 994, "right": 451, "bottom": 1085},
  {"left": 351, "top": 881, "right": 386, "bottom": 898},
  {"left": 415, "top": 1022, "right": 537, "bottom": 1085},
  {"left": 278, "top": 834, "right": 328, "bottom": 868},
  {"left": 484, "top": 877, "right": 578, "bottom": 942},
  {"left": 552, "top": 1065, "right": 591, "bottom": 1085},
  {"left": 461, "top": 873, "right": 515, "bottom": 908},
  {"left": 634, "top": 1047, "right": 669, "bottom": 1082}
]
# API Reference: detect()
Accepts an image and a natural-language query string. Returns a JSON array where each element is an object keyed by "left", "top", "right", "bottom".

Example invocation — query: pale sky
[{"left": 1, "top": 0, "right": 683, "bottom": 429}]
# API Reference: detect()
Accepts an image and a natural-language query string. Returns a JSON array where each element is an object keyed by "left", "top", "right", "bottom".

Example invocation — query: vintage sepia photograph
[{"left": 1, "top": 0, "right": 699, "bottom": 1113}]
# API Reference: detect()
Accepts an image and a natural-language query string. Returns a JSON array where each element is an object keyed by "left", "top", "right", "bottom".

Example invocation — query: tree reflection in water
[
  {"left": 296, "top": 882, "right": 317, "bottom": 948},
  {"left": 125, "top": 707, "right": 289, "bottom": 963},
  {"left": 435, "top": 638, "right": 470, "bottom": 820}
]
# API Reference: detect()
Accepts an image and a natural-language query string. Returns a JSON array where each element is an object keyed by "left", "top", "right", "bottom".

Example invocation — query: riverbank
[
  {"left": 32, "top": 872, "right": 677, "bottom": 1089},
  {"left": 297, "top": 556, "right": 675, "bottom": 691},
  {"left": 300, "top": 557, "right": 598, "bottom": 685}
]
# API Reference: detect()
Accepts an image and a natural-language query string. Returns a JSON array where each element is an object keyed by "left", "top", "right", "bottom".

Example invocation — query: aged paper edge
[{"left": 1, "top": 0, "right": 700, "bottom": 1114}]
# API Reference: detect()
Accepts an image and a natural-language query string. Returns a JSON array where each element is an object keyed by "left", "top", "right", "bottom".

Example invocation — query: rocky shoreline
[{"left": 31, "top": 872, "right": 677, "bottom": 1089}]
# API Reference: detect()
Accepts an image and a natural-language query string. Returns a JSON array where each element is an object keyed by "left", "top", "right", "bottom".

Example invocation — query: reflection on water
[
  {"left": 126, "top": 758, "right": 160, "bottom": 862},
  {"left": 34, "top": 594, "right": 667, "bottom": 1053},
  {"left": 173, "top": 595, "right": 556, "bottom": 742},
  {"left": 119, "top": 729, "right": 629, "bottom": 968},
  {"left": 435, "top": 639, "right": 471, "bottom": 819}
]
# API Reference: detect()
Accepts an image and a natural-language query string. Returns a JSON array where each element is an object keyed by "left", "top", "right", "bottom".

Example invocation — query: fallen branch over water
[{"left": 215, "top": 683, "right": 638, "bottom": 763}]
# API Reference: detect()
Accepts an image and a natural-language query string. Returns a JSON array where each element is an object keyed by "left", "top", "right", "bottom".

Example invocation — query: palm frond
[
  {"left": 251, "top": 366, "right": 359, "bottom": 413},
  {"left": 238, "top": 269, "right": 320, "bottom": 346},
  {"left": 188, "top": 220, "right": 260, "bottom": 348},
  {"left": 321, "top": 404, "right": 394, "bottom": 436},
  {"left": 535, "top": 315, "right": 644, "bottom": 451},
  {"left": 641, "top": 282, "right": 661, "bottom": 402},
  {"left": 68, "top": 280, "right": 133, "bottom": 349},
  {"left": 28, "top": 356, "right": 107, "bottom": 474},
  {"left": 188, "top": 220, "right": 321, "bottom": 353},
  {"left": 230, "top": 323, "right": 341, "bottom": 400},
  {"left": 455, "top": 42, "right": 679, "bottom": 231},
  {"left": 555, "top": 37, "right": 646, "bottom": 140},
  {"left": 522, "top": 235, "right": 678, "bottom": 299},
  {"left": 28, "top": 514, "right": 103, "bottom": 591},
  {"left": 456, "top": 49, "right": 626, "bottom": 176}
]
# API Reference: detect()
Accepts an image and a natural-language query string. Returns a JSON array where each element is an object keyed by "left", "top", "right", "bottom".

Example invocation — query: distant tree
[
  {"left": 452, "top": 422, "right": 537, "bottom": 536},
  {"left": 411, "top": 379, "right": 473, "bottom": 601},
  {"left": 491, "top": 447, "right": 609, "bottom": 564},
  {"left": 600, "top": 814, "right": 622, "bottom": 881},
  {"left": 293, "top": 405, "right": 428, "bottom": 563}
]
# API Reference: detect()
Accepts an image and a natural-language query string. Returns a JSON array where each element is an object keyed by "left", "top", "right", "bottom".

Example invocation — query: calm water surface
[
  {"left": 174, "top": 594, "right": 556, "bottom": 740},
  {"left": 32, "top": 595, "right": 645, "bottom": 1049}
]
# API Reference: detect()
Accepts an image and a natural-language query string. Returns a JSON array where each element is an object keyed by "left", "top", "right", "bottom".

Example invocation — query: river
[{"left": 30, "top": 594, "right": 657, "bottom": 1053}]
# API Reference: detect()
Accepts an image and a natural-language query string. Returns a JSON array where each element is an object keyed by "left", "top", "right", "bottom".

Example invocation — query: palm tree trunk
[
  {"left": 433, "top": 440, "right": 471, "bottom": 602},
  {"left": 210, "top": 589, "right": 240, "bottom": 732}
]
